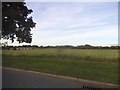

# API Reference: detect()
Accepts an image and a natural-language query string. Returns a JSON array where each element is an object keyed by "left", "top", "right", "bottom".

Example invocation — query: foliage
[
  {"left": 2, "top": 44, "right": 120, "bottom": 49},
  {"left": 2, "top": 2, "right": 36, "bottom": 43}
]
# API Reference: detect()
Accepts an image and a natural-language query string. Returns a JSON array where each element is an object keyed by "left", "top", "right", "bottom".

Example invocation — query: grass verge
[{"left": 2, "top": 55, "right": 118, "bottom": 84}]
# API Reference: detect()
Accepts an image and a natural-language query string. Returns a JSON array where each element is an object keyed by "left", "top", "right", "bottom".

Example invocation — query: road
[{"left": 2, "top": 68, "right": 82, "bottom": 88}]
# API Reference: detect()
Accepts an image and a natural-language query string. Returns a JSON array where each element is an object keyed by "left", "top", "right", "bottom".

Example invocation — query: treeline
[{"left": 2, "top": 44, "right": 120, "bottom": 50}]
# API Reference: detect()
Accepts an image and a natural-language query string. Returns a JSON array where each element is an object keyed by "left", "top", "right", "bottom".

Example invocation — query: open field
[{"left": 2, "top": 48, "right": 119, "bottom": 84}]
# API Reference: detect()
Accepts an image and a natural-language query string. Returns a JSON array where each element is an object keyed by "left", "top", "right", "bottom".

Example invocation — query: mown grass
[{"left": 2, "top": 48, "right": 119, "bottom": 84}]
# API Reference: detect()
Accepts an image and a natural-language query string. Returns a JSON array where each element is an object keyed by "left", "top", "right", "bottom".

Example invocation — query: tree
[{"left": 2, "top": 2, "right": 36, "bottom": 43}]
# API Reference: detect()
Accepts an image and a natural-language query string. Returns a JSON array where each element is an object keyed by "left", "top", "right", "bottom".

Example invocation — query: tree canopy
[{"left": 2, "top": 2, "right": 36, "bottom": 43}]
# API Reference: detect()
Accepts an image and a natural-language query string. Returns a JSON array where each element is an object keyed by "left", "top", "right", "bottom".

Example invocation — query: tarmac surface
[
  {"left": 2, "top": 68, "right": 82, "bottom": 88},
  {"left": 2, "top": 67, "right": 119, "bottom": 89}
]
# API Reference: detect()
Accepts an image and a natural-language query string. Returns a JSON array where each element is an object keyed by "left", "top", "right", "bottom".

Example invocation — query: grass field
[{"left": 2, "top": 48, "right": 119, "bottom": 84}]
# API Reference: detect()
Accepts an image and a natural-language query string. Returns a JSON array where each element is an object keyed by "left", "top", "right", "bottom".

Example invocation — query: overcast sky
[{"left": 7, "top": 2, "right": 118, "bottom": 46}]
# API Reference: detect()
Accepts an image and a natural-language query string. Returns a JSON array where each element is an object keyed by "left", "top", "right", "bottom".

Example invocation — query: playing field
[{"left": 2, "top": 48, "right": 119, "bottom": 84}]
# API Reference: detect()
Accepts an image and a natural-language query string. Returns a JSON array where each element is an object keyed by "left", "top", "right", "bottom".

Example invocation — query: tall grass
[{"left": 2, "top": 48, "right": 118, "bottom": 62}]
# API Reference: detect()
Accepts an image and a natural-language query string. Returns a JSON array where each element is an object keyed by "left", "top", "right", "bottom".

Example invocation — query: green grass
[
  {"left": 2, "top": 48, "right": 118, "bottom": 62},
  {"left": 2, "top": 48, "right": 119, "bottom": 84}
]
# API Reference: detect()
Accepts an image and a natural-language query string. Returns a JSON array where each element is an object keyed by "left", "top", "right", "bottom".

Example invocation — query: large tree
[{"left": 2, "top": 2, "right": 36, "bottom": 43}]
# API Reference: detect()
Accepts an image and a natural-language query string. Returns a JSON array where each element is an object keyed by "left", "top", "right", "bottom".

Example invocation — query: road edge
[{"left": 2, "top": 66, "right": 119, "bottom": 88}]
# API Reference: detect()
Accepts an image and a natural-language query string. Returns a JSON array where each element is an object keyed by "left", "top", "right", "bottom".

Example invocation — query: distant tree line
[{"left": 2, "top": 44, "right": 120, "bottom": 50}]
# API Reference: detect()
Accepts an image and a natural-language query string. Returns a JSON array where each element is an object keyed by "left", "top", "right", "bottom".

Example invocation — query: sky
[{"left": 7, "top": 2, "right": 118, "bottom": 46}]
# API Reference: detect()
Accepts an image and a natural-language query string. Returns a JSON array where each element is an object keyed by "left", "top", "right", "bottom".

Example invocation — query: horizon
[{"left": 2, "top": 43, "right": 118, "bottom": 47}]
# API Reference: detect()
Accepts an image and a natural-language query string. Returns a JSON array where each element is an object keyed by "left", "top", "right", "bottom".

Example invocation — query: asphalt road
[{"left": 2, "top": 68, "right": 82, "bottom": 88}]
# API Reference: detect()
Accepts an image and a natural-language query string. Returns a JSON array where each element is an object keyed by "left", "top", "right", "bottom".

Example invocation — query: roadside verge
[{"left": 2, "top": 66, "right": 119, "bottom": 88}]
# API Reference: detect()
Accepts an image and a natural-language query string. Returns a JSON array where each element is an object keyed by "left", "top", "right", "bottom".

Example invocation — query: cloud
[
  {"left": 33, "top": 2, "right": 117, "bottom": 32},
  {"left": 31, "top": 24, "right": 117, "bottom": 46},
  {"left": 30, "top": 2, "right": 117, "bottom": 46},
  {"left": 26, "top": 0, "right": 119, "bottom": 2},
  {"left": 34, "top": 5, "right": 84, "bottom": 30},
  {"left": 8, "top": 2, "right": 117, "bottom": 46}
]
